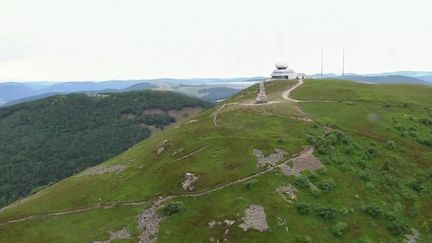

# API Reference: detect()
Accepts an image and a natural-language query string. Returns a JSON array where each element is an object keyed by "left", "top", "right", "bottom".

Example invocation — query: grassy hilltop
[{"left": 0, "top": 79, "right": 431, "bottom": 242}]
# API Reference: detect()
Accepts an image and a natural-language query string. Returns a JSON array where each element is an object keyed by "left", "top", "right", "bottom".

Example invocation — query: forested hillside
[{"left": 0, "top": 90, "right": 211, "bottom": 207}]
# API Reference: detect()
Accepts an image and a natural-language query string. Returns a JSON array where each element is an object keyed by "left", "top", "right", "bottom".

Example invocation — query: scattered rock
[
  {"left": 138, "top": 207, "right": 162, "bottom": 243},
  {"left": 156, "top": 140, "right": 169, "bottom": 155},
  {"left": 276, "top": 184, "right": 298, "bottom": 200},
  {"left": 208, "top": 220, "right": 217, "bottom": 229},
  {"left": 224, "top": 219, "right": 235, "bottom": 227},
  {"left": 181, "top": 173, "right": 199, "bottom": 191},
  {"left": 81, "top": 164, "right": 127, "bottom": 176},
  {"left": 405, "top": 228, "right": 420, "bottom": 243},
  {"left": 253, "top": 148, "right": 288, "bottom": 167},
  {"left": 239, "top": 204, "right": 269, "bottom": 232}
]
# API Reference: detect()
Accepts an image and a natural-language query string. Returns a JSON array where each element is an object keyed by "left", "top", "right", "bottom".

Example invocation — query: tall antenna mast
[
  {"left": 320, "top": 46, "right": 324, "bottom": 78},
  {"left": 342, "top": 47, "right": 345, "bottom": 78}
]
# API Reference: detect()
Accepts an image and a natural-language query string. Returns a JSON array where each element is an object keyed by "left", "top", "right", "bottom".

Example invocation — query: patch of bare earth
[
  {"left": 94, "top": 227, "right": 131, "bottom": 243},
  {"left": 253, "top": 148, "right": 288, "bottom": 167},
  {"left": 80, "top": 164, "right": 127, "bottom": 176},
  {"left": 279, "top": 146, "right": 322, "bottom": 176},
  {"left": 239, "top": 204, "right": 269, "bottom": 232},
  {"left": 181, "top": 173, "right": 199, "bottom": 191},
  {"left": 138, "top": 207, "right": 162, "bottom": 243}
]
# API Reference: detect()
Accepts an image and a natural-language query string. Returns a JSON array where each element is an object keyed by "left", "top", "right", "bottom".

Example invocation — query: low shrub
[
  {"left": 331, "top": 221, "right": 348, "bottom": 236},
  {"left": 159, "top": 201, "right": 185, "bottom": 216},
  {"left": 361, "top": 204, "right": 383, "bottom": 217},
  {"left": 244, "top": 179, "right": 258, "bottom": 190},
  {"left": 318, "top": 179, "right": 336, "bottom": 193},
  {"left": 385, "top": 140, "right": 397, "bottom": 150},
  {"left": 315, "top": 206, "right": 338, "bottom": 219},
  {"left": 385, "top": 218, "right": 410, "bottom": 235},
  {"left": 294, "top": 175, "right": 310, "bottom": 189},
  {"left": 297, "top": 203, "right": 312, "bottom": 215}
]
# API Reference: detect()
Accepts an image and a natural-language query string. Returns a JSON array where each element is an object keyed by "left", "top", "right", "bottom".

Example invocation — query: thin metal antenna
[
  {"left": 342, "top": 48, "right": 345, "bottom": 78},
  {"left": 320, "top": 46, "right": 324, "bottom": 78}
]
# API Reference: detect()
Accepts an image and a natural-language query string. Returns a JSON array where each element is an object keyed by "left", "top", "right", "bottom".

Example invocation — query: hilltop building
[{"left": 271, "top": 63, "right": 298, "bottom": 80}]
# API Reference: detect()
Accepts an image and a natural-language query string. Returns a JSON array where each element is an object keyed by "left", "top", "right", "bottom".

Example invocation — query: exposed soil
[
  {"left": 253, "top": 148, "right": 288, "bottom": 167},
  {"left": 239, "top": 204, "right": 269, "bottom": 232},
  {"left": 138, "top": 207, "right": 162, "bottom": 243}
]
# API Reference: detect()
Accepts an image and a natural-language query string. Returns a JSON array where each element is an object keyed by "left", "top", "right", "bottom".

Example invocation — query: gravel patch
[
  {"left": 138, "top": 207, "right": 162, "bottom": 243},
  {"left": 181, "top": 173, "right": 199, "bottom": 191},
  {"left": 239, "top": 204, "right": 269, "bottom": 232},
  {"left": 253, "top": 148, "right": 288, "bottom": 167}
]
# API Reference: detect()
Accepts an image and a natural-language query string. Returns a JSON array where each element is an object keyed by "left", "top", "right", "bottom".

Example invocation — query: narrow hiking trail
[{"left": 0, "top": 79, "right": 327, "bottom": 228}]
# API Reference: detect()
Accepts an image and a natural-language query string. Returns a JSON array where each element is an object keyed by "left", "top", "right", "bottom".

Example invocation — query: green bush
[
  {"left": 294, "top": 175, "right": 311, "bottom": 189},
  {"left": 385, "top": 218, "right": 410, "bottom": 235},
  {"left": 385, "top": 140, "right": 397, "bottom": 150},
  {"left": 244, "top": 179, "right": 258, "bottom": 190},
  {"left": 296, "top": 203, "right": 312, "bottom": 215},
  {"left": 296, "top": 235, "right": 312, "bottom": 243},
  {"left": 331, "top": 221, "right": 348, "bottom": 236},
  {"left": 361, "top": 204, "right": 383, "bottom": 217},
  {"left": 159, "top": 201, "right": 185, "bottom": 216},
  {"left": 318, "top": 179, "right": 336, "bottom": 192},
  {"left": 315, "top": 206, "right": 338, "bottom": 219},
  {"left": 409, "top": 180, "right": 426, "bottom": 193}
]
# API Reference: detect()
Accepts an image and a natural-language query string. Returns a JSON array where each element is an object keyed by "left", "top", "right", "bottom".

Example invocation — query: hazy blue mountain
[{"left": 340, "top": 75, "right": 429, "bottom": 84}]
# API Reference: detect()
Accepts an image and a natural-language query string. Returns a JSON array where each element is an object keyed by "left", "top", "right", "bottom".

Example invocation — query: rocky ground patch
[
  {"left": 276, "top": 184, "right": 298, "bottom": 201},
  {"left": 279, "top": 146, "right": 322, "bottom": 176},
  {"left": 94, "top": 227, "right": 131, "bottom": 243},
  {"left": 239, "top": 204, "right": 269, "bottom": 232},
  {"left": 138, "top": 207, "right": 162, "bottom": 243},
  {"left": 253, "top": 148, "right": 288, "bottom": 167},
  {"left": 80, "top": 164, "right": 127, "bottom": 176}
]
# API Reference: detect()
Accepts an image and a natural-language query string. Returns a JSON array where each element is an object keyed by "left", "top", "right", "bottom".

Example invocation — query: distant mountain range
[
  {"left": 311, "top": 71, "right": 432, "bottom": 84},
  {"left": 0, "top": 77, "right": 262, "bottom": 106},
  {"left": 1, "top": 72, "right": 431, "bottom": 106}
]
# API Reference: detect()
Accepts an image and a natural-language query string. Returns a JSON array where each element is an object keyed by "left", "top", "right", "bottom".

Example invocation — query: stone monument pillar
[{"left": 255, "top": 82, "right": 268, "bottom": 104}]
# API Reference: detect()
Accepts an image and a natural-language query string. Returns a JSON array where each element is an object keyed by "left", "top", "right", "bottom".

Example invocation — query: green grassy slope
[
  {"left": 0, "top": 79, "right": 431, "bottom": 243},
  {"left": 0, "top": 90, "right": 211, "bottom": 208}
]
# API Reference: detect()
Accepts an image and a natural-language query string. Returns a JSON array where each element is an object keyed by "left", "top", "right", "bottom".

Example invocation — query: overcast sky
[{"left": 0, "top": 0, "right": 431, "bottom": 82}]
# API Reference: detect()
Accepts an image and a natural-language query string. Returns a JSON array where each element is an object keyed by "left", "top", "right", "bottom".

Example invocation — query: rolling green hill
[
  {"left": 0, "top": 79, "right": 431, "bottom": 242},
  {"left": 0, "top": 90, "right": 211, "bottom": 208}
]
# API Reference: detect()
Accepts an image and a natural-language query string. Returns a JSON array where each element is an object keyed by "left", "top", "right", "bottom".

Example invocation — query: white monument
[{"left": 255, "top": 82, "right": 268, "bottom": 104}]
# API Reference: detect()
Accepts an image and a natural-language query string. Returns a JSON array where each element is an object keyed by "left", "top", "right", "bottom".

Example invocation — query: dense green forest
[{"left": 0, "top": 90, "right": 211, "bottom": 207}]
